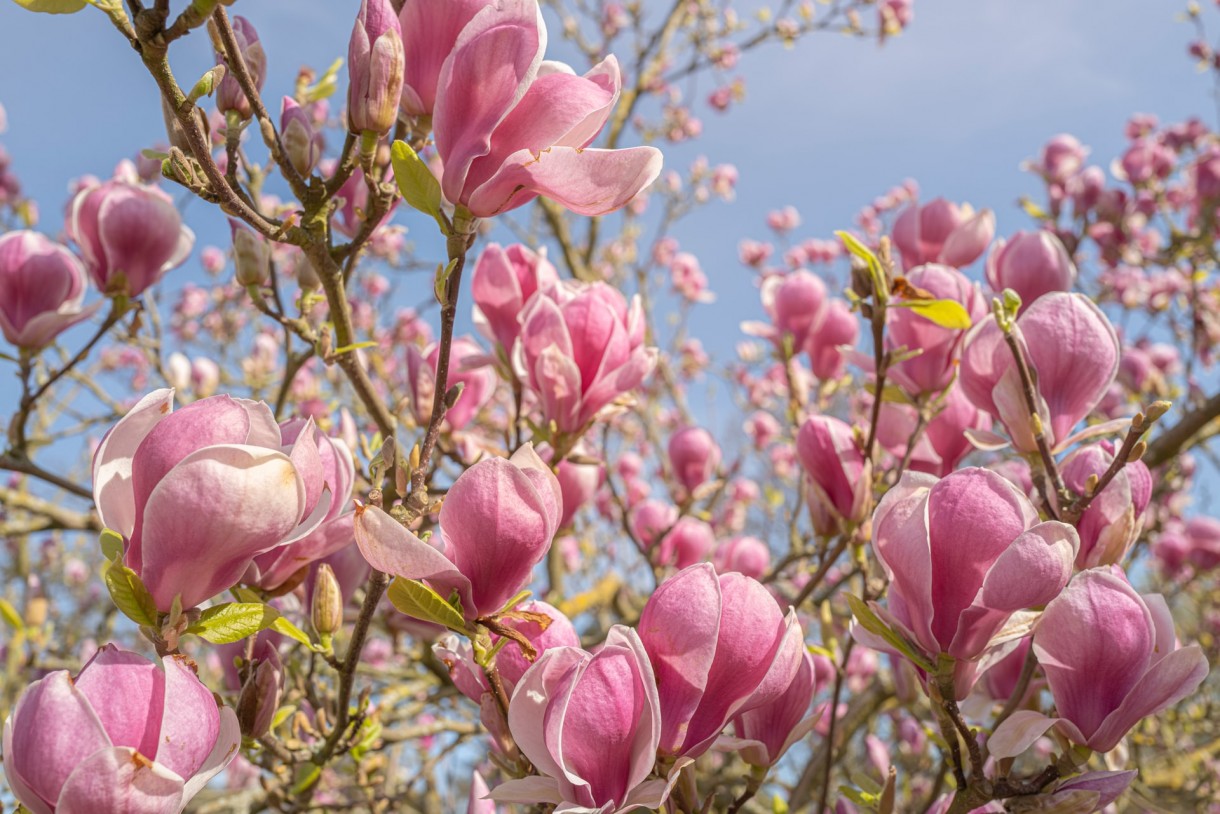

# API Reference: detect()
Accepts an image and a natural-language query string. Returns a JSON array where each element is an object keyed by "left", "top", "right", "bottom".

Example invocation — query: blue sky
[{"left": 0, "top": 0, "right": 1214, "bottom": 492}]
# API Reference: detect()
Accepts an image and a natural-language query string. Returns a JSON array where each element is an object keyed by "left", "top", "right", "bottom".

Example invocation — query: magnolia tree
[{"left": 1, "top": 0, "right": 1219, "bottom": 812}]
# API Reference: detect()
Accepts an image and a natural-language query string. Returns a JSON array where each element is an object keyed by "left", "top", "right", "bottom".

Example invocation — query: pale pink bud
[
  {"left": 91, "top": 390, "right": 330, "bottom": 610},
  {"left": 347, "top": 0, "right": 406, "bottom": 135},
  {"left": 796, "top": 415, "right": 871, "bottom": 535},
  {"left": 69, "top": 180, "right": 194, "bottom": 297},
  {"left": 215, "top": 16, "right": 266, "bottom": 121},
  {"left": 0, "top": 230, "right": 100, "bottom": 349},
  {"left": 667, "top": 425, "right": 720, "bottom": 493},
  {"left": 862, "top": 469, "right": 1079, "bottom": 698},
  {"left": 280, "top": 97, "right": 322, "bottom": 176},
  {"left": 991, "top": 568, "right": 1208, "bottom": 756},
  {"left": 3, "top": 645, "right": 240, "bottom": 813}
]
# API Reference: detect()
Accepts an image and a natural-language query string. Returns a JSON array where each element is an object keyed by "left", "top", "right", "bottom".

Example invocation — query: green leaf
[
  {"left": 0, "top": 597, "right": 23, "bottom": 631},
  {"left": 433, "top": 257, "right": 459, "bottom": 306},
  {"left": 331, "top": 340, "right": 378, "bottom": 356},
  {"left": 270, "top": 615, "right": 315, "bottom": 649},
  {"left": 845, "top": 593, "right": 935, "bottom": 672},
  {"left": 390, "top": 140, "right": 444, "bottom": 225},
  {"left": 99, "top": 528, "right": 125, "bottom": 562},
  {"left": 835, "top": 230, "right": 889, "bottom": 301},
  {"left": 891, "top": 297, "right": 973, "bottom": 330},
  {"left": 104, "top": 561, "right": 158, "bottom": 627},
  {"left": 11, "top": 0, "right": 87, "bottom": 12},
  {"left": 291, "top": 763, "right": 322, "bottom": 795},
  {"left": 271, "top": 704, "right": 297, "bottom": 732},
  {"left": 302, "top": 58, "right": 343, "bottom": 103},
  {"left": 386, "top": 577, "right": 466, "bottom": 632},
  {"left": 187, "top": 602, "right": 280, "bottom": 644},
  {"left": 349, "top": 718, "right": 382, "bottom": 761}
]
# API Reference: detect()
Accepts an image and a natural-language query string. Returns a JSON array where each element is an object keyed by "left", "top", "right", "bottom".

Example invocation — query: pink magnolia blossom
[
  {"left": 629, "top": 498, "right": 678, "bottom": 551},
  {"left": 667, "top": 425, "right": 720, "bottom": 494},
  {"left": 347, "top": 0, "right": 405, "bottom": 135},
  {"left": 960, "top": 292, "right": 1120, "bottom": 453},
  {"left": 859, "top": 468, "right": 1079, "bottom": 699},
  {"left": 354, "top": 445, "right": 562, "bottom": 619},
  {"left": 891, "top": 199, "right": 994, "bottom": 270},
  {"left": 806, "top": 298, "right": 858, "bottom": 380},
  {"left": 514, "top": 280, "right": 657, "bottom": 434},
  {"left": 68, "top": 179, "right": 194, "bottom": 298},
  {"left": 397, "top": 0, "right": 487, "bottom": 118},
  {"left": 722, "top": 650, "right": 821, "bottom": 767},
  {"left": 1030, "top": 134, "right": 1089, "bottom": 183},
  {"left": 745, "top": 269, "right": 828, "bottom": 353},
  {"left": 248, "top": 419, "right": 358, "bottom": 591},
  {"left": 657, "top": 517, "right": 716, "bottom": 569},
  {"left": 3, "top": 645, "right": 240, "bottom": 814},
  {"left": 985, "top": 230, "right": 1077, "bottom": 312},
  {"left": 555, "top": 447, "right": 601, "bottom": 529},
  {"left": 1061, "top": 442, "right": 1152, "bottom": 569},
  {"left": 493, "top": 626, "right": 672, "bottom": 812},
  {"left": 0, "top": 230, "right": 100, "bottom": 349},
  {"left": 431, "top": 0, "right": 662, "bottom": 219},
  {"left": 796, "top": 415, "right": 871, "bottom": 536},
  {"left": 471, "top": 242, "right": 558, "bottom": 356},
  {"left": 885, "top": 263, "right": 985, "bottom": 395},
  {"left": 91, "top": 390, "right": 330, "bottom": 610},
  {"left": 405, "top": 336, "right": 497, "bottom": 430},
  {"left": 878, "top": 382, "right": 991, "bottom": 477},
  {"left": 990, "top": 568, "right": 1208, "bottom": 756},
  {"left": 713, "top": 535, "right": 771, "bottom": 580},
  {"left": 639, "top": 564, "right": 804, "bottom": 758}
]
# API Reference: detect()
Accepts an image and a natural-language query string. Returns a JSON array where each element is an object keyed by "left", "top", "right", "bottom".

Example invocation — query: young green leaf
[
  {"left": 891, "top": 297, "right": 973, "bottom": 330},
  {"left": 99, "top": 528, "right": 125, "bottom": 562},
  {"left": 12, "top": 0, "right": 88, "bottom": 13},
  {"left": 187, "top": 602, "right": 280, "bottom": 644},
  {"left": 270, "top": 615, "right": 315, "bottom": 649},
  {"left": 845, "top": 593, "right": 935, "bottom": 672},
  {"left": 391, "top": 140, "right": 444, "bottom": 226},
  {"left": 0, "top": 597, "right": 23, "bottom": 631},
  {"left": 386, "top": 577, "right": 466, "bottom": 632},
  {"left": 103, "top": 561, "right": 158, "bottom": 627}
]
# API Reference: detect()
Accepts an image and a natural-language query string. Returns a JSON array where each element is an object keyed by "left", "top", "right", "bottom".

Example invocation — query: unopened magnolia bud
[
  {"left": 230, "top": 221, "right": 270, "bottom": 287},
  {"left": 311, "top": 564, "right": 343, "bottom": 638},
  {"left": 297, "top": 257, "right": 321, "bottom": 290},
  {"left": 346, "top": 0, "right": 404, "bottom": 135},
  {"left": 236, "top": 647, "right": 283, "bottom": 739}
]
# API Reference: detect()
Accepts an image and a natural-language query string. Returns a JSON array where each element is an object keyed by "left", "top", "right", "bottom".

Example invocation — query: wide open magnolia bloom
[
  {"left": 639, "top": 563, "right": 804, "bottom": 759},
  {"left": 248, "top": 419, "right": 358, "bottom": 591},
  {"left": 1060, "top": 442, "right": 1152, "bottom": 569},
  {"left": 0, "top": 230, "right": 100, "bottom": 349},
  {"left": 432, "top": 0, "right": 662, "bottom": 218},
  {"left": 514, "top": 280, "right": 657, "bottom": 435},
  {"left": 990, "top": 568, "right": 1209, "bottom": 757},
  {"left": 471, "top": 242, "right": 558, "bottom": 357},
  {"left": 492, "top": 626, "right": 672, "bottom": 812},
  {"left": 92, "top": 390, "right": 331, "bottom": 610},
  {"left": 859, "top": 468, "right": 1079, "bottom": 699},
  {"left": 3, "top": 645, "right": 240, "bottom": 814},
  {"left": 959, "top": 292, "right": 1120, "bottom": 454},
  {"left": 68, "top": 179, "right": 194, "bottom": 298},
  {"left": 891, "top": 198, "right": 995, "bottom": 270},
  {"left": 354, "top": 445, "right": 562, "bottom": 620}
]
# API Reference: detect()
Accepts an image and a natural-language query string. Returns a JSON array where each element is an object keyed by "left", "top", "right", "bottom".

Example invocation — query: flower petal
[{"left": 55, "top": 747, "right": 184, "bottom": 814}]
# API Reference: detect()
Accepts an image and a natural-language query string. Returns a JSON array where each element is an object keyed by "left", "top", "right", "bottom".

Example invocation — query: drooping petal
[
  {"left": 74, "top": 645, "right": 164, "bottom": 761},
  {"left": 178, "top": 707, "right": 240, "bottom": 803},
  {"left": 1088, "top": 644, "right": 1209, "bottom": 752},
  {"left": 870, "top": 472, "right": 938, "bottom": 654},
  {"left": 353, "top": 503, "right": 473, "bottom": 614},
  {"left": 92, "top": 389, "right": 175, "bottom": 541},
  {"left": 154, "top": 655, "right": 221, "bottom": 781}
]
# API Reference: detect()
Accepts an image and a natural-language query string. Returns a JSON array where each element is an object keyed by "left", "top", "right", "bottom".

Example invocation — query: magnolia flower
[
  {"left": 91, "top": 390, "right": 330, "bottom": 610},
  {"left": 431, "top": 0, "right": 662, "bottom": 218},
  {"left": 722, "top": 650, "right": 821, "bottom": 767},
  {"left": 892, "top": 198, "right": 994, "bottom": 270},
  {"left": 354, "top": 445, "right": 562, "bottom": 620},
  {"left": 347, "top": 0, "right": 405, "bottom": 135},
  {"left": 667, "top": 425, "right": 720, "bottom": 494},
  {"left": 856, "top": 468, "right": 1079, "bottom": 699},
  {"left": 796, "top": 415, "right": 871, "bottom": 536},
  {"left": 492, "top": 626, "right": 673, "bottom": 812},
  {"left": 0, "top": 230, "right": 100, "bottom": 349},
  {"left": 985, "top": 230, "right": 1077, "bottom": 312},
  {"left": 990, "top": 568, "right": 1208, "bottom": 757},
  {"left": 885, "top": 263, "right": 985, "bottom": 395},
  {"left": 471, "top": 242, "right": 558, "bottom": 357},
  {"left": 3, "top": 645, "right": 240, "bottom": 814},
  {"left": 405, "top": 336, "right": 497, "bottom": 430},
  {"left": 1061, "top": 442, "right": 1152, "bottom": 569}
]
